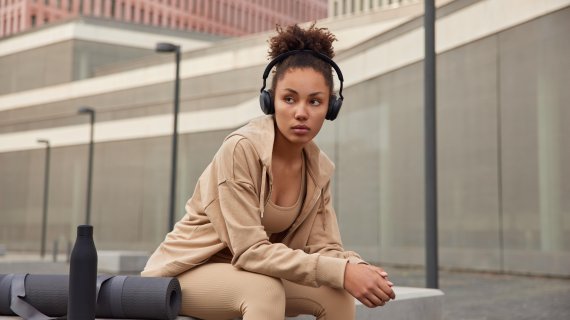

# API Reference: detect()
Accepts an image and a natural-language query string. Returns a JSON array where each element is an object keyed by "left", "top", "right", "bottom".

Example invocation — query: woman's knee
[
  {"left": 240, "top": 273, "right": 286, "bottom": 319},
  {"left": 319, "top": 286, "right": 354, "bottom": 314},
  {"left": 284, "top": 283, "right": 355, "bottom": 320},
  {"left": 243, "top": 273, "right": 286, "bottom": 304}
]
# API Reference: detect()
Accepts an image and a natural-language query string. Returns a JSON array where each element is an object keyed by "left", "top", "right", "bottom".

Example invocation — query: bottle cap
[{"left": 77, "top": 225, "right": 93, "bottom": 236}]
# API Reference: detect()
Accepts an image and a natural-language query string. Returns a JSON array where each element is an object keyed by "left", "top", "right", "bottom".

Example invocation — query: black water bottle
[{"left": 67, "top": 225, "right": 98, "bottom": 320}]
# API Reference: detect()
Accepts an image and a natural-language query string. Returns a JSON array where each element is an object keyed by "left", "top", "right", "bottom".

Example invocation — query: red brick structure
[{"left": 0, "top": 0, "right": 328, "bottom": 38}]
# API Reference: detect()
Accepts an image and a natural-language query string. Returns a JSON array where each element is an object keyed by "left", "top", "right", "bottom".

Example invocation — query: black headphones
[{"left": 259, "top": 49, "right": 344, "bottom": 121}]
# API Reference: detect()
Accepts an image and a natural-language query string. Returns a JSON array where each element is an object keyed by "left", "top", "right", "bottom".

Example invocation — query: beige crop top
[{"left": 261, "top": 156, "right": 306, "bottom": 234}]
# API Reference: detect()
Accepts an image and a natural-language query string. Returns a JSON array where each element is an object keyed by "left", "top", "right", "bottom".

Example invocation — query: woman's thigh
[
  {"left": 177, "top": 263, "right": 354, "bottom": 320},
  {"left": 177, "top": 263, "right": 286, "bottom": 320},
  {"left": 283, "top": 280, "right": 355, "bottom": 320}
]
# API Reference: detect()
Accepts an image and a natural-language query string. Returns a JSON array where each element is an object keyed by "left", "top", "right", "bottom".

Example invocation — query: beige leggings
[{"left": 177, "top": 263, "right": 355, "bottom": 320}]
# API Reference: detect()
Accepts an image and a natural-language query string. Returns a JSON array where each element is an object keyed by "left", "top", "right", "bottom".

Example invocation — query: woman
[{"left": 142, "top": 24, "right": 395, "bottom": 320}]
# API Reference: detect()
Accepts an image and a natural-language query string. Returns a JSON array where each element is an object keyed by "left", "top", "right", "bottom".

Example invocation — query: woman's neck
[{"left": 273, "top": 125, "right": 304, "bottom": 164}]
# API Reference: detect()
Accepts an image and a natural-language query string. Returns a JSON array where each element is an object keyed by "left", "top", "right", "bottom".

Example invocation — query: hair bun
[{"left": 268, "top": 24, "right": 337, "bottom": 60}]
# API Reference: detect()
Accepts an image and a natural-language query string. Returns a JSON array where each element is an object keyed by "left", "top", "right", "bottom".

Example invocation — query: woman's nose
[{"left": 294, "top": 104, "right": 308, "bottom": 120}]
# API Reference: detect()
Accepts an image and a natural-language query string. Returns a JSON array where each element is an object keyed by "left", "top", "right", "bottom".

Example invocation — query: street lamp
[
  {"left": 78, "top": 106, "right": 95, "bottom": 226},
  {"left": 37, "top": 139, "right": 51, "bottom": 258},
  {"left": 156, "top": 42, "right": 181, "bottom": 232},
  {"left": 424, "top": 0, "right": 439, "bottom": 289}
]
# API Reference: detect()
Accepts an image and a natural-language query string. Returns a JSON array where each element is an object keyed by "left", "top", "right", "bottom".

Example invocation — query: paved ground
[
  {"left": 386, "top": 265, "right": 570, "bottom": 320},
  {"left": 1, "top": 253, "right": 569, "bottom": 320}
]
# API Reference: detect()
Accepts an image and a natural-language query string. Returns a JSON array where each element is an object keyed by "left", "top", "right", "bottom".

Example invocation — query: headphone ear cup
[
  {"left": 326, "top": 95, "right": 342, "bottom": 121},
  {"left": 259, "top": 90, "right": 274, "bottom": 115}
]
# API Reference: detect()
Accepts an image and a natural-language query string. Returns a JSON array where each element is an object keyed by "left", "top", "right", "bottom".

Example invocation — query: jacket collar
[{"left": 225, "top": 115, "right": 335, "bottom": 189}]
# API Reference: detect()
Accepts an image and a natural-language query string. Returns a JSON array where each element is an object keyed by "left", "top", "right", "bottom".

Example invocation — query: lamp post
[
  {"left": 156, "top": 42, "right": 181, "bottom": 232},
  {"left": 78, "top": 107, "right": 95, "bottom": 226},
  {"left": 424, "top": 0, "right": 439, "bottom": 289},
  {"left": 37, "top": 139, "right": 51, "bottom": 258}
]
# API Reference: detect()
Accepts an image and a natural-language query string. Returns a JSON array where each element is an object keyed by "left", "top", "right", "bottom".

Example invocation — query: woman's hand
[{"left": 343, "top": 263, "right": 396, "bottom": 308}]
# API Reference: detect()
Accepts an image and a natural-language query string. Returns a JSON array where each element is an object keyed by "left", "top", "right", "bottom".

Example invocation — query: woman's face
[{"left": 273, "top": 67, "right": 330, "bottom": 147}]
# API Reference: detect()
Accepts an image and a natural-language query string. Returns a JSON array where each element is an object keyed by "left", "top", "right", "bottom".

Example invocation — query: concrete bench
[
  {"left": 179, "top": 287, "right": 444, "bottom": 320},
  {"left": 97, "top": 250, "right": 149, "bottom": 274},
  {"left": 0, "top": 286, "right": 444, "bottom": 320}
]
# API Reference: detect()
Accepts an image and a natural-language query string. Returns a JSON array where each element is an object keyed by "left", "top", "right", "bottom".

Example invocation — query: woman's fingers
[
  {"left": 368, "top": 265, "right": 396, "bottom": 298},
  {"left": 371, "top": 285, "right": 391, "bottom": 303},
  {"left": 344, "top": 263, "right": 396, "bottom": 307},
  {"left": 365, "top": 291, "right": 386, "bottom": 307},
  {"left": 355, "top": 295, "right": 374, "bottom": 308}
]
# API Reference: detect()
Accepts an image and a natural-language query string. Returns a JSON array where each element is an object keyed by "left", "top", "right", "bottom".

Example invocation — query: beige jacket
[{"left": 142, "top": 115, "right": 365, "bottom": 289}]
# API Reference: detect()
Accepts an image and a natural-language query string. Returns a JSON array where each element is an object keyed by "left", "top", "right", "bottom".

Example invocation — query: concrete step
[{"left": 97, "top": 250, "right": 149, "bottom": 274}]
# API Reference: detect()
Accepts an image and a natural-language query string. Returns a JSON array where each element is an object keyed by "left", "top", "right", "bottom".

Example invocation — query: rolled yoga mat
[{"left": 0, "top": 274, "right": 181, "bottom": 320}]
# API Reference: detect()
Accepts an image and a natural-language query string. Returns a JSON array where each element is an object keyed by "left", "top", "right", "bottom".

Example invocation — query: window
[
  {"left": 207, "top": 0, "right": 212, "bottom": 19},
  {"left": 111, "top": 0, "right": 116, "bottom": 17},
  {"left": 31, "top": 14, "right": 36, "bottom": 26},
  {"left": 224, "top": 4, "right": 229, "bottom": 26},
  {"left": 334, "top": 1, "right": 338, "bottom": 16},
  {"left": 237, "top": 7, "right": 241, "bottom": 29}
]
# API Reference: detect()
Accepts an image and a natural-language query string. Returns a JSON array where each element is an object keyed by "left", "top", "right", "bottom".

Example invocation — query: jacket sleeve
[
  {"left": 206, "top": 137, "right": 348, "bottom": 289},
  {"left": 304, "top": 181, "right": 368, "bottom": 265}
]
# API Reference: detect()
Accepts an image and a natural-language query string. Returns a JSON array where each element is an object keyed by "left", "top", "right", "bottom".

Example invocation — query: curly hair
[{"left": 267, "top": 24, "right": 338, "bottom": 94}]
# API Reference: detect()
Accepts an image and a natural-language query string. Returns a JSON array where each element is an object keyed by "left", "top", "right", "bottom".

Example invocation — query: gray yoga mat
[{"left": 0, "top": 274, "right": 181, "bottom": 320}]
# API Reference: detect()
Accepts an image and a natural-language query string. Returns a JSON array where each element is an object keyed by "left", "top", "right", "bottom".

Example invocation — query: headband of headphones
[{"left": 259, "top": 49, "right": 344, "bottom": 100}]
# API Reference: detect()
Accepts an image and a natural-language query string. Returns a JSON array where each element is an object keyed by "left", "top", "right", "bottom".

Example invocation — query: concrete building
[
  {"left": 329, "top": 0, "right": 417, "bottom": 17},
  {"left": 0, "top": 0, "right": 328, "bottom": 38},
  {"left": 0, "top": 0, "right": 569, "bottom": 277}
]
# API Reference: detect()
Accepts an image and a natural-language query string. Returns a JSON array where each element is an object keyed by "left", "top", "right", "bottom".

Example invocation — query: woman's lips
[{"left": 292, "top": 125, "right": 310, "bottom": 135}]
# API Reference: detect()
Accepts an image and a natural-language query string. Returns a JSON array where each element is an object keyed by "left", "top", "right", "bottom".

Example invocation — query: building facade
[
  {"left": 1, "top": 0, "right": 569, "bottom": 277},
  {"left": 0, "top": 0, "right": 328, "bottom": 38},
  {"left": 328, "top": 0, "right": 417, "bottom": 17}
]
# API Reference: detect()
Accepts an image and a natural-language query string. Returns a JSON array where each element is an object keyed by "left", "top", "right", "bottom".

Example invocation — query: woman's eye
[
  {"left": 310, "top": 99, "right": 321, "bottom": 106},
  {"left": 284, "top": 96, "right": 295, "bottom": 104}
]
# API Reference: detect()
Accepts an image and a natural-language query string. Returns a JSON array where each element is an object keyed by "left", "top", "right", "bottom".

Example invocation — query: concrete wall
[
  {"left": 322, "top": 7, "right": 570, "bottom": 276},
  {"left": 0, "top": 41, "right": 75, "bottom": 95}
]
